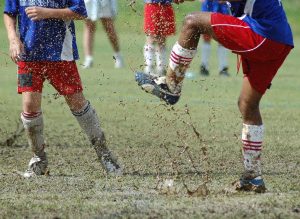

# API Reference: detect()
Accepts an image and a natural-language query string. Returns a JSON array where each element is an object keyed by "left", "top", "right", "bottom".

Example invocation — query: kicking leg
[
  {"left": 136, "top": 12, "right": 214, "bottom": 104},
  {"left": 65, "top": 92, "right": 122, "bottom": 175},
  {"left": 235, "top": 77, "right": 266, "bottom": 193},
  {"left": 21, "top": 92, "right": 48, "bottom": 177}
]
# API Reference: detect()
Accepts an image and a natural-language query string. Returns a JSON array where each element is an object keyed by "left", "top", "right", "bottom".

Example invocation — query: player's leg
[
  {"left": 49, "top": 61, "right": 121, "bottom": 174},
  {"left": 235, "top": 77, "right": 266, "bottom": 192},
  {"left": 200, "top": 35, "right": 211, "bottom": 76},
  {"left": 218, "top": 44, "right": 230, "bottom": 76},
  {"left": 100, "top": 17, "right": 124, "bottom": 68},
  {"left": 136, "top": 12, "right": 212, "bottom": 104},
  {"left": 18, "top": 62, "right": 48, "bottom": 177},
  {"left": 155, "top": 35, "right": 167, "bottom": 76},
  {"left": 65, "top": 92, "right": 122, "bottom": 175},
  {"left": 82, "top": 19, "right": 96, "bottom": 69},
  {"left": 144, "top": 35, "right": 156, "bottom": 75}
]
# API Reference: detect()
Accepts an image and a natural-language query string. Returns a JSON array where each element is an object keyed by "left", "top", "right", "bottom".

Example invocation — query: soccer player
[
  {"left": 200, "top": 0, "right": 230, "bottom": 76},
  {"left": 82, "top": 0, "right": 124, "bottom": 69},
  {"left": 4, "top": 0, "right": 122, "bottom": 177},
  {"left": 143, "top": 0, "right": 176, "bottom": 76},
  {"left": 136, "top": 0, "right": 293, "bottom": 192}
]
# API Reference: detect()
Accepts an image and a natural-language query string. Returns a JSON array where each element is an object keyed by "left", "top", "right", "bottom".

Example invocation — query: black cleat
[
  {"left": 219, "top": 67, "right": 230, "bottom": 77},
  {"left": 135, "top": 72, "right": 180, "bottom": 105}
]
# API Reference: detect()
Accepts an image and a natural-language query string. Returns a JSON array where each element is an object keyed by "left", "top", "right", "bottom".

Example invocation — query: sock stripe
[
  {"left": 242, "top": 143, "right": 262, "bottom": 147},
  {"left": 171, "top": 51, "right": 193, "bottom": 61},
  {"left": 242, "top": 139, "right": 262, "bottom": 144},
  {"left": 243, "top": 147, "right": 262, "bottom": 151},
  {"left": 22, "top": 112, "right": 42, "bottom": 119},
  {"left": 72, "top": 101, "right": 91, "bottom": 117}
]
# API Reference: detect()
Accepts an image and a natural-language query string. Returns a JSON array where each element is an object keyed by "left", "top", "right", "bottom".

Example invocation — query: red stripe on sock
[
  {"left": 242, "top": 139, "right": 262, "bottom": 144},
  {"left": 22, "top": 112, "right": 41, "bottom": 119},
  {"left": 171, "top": 51, "right": 193, "bottom": 61},
  {"left": 170, "top": 56, "right": 180, "bottom": 65},
  {"left": 243, "top": 147, "right": 262, "bottom": 151},
  {"left": 242, "top": 143, "right": 262, "bottom": 147}
]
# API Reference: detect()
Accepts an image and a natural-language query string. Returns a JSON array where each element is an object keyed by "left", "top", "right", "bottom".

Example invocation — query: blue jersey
[
  {"left": 144, "top": 0, "right": 172, "bottom": 4},
  {"left": 4, "top": 0, "right": 87, "bottom": 61},
  {"left": 232, "top": 0, "right": 293, "bottom": 47},
  {"left": 201, "top": 0, "right": 230, "bottom": 15}
]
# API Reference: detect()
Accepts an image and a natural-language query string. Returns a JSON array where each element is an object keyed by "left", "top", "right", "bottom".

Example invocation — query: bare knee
[
  {"left": 65, "top": 92, "right": 87, "bottom": 112},
  {"left": 238, "top": 97, "right": 261, "bottom": 124},
  {"left": 183, "top": 12, "right": 212, "bottom": 34},
  {"left": 22, "top": 92, "right": 42, "bottom": 112}
]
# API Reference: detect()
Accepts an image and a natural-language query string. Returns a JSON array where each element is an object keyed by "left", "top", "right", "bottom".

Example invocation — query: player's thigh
[
  {"left": 211, "top": 13, "right": 264, "bottom": 52},
  {"left": 46, "top": 61, "right": 83, "bottom": 96},
  {"left": 242, "top": 58, "right": 284, "bottom": 95}
]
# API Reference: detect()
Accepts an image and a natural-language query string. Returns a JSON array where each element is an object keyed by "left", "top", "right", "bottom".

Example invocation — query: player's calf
[
  {"left": 72, "top": 100, "right": 122, "bottom": 175},
  {"left": 21, "top": 111, "right": 48, "bottom": 177}
]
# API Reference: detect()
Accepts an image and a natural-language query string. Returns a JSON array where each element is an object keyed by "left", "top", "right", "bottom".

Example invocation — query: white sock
[
  {"left": 218, "top": 45, "right": 228, "bottom": 71},
  {"left": 72, "top": 101, "right": 106, "bottom": 147},
  {"left": 169, "top": 42, "right": 197, "bottom": 77},
  {"left": 144, "top": 43, "right": 155, "bottom": 74},
  {"left": 114, "top": 52, "right": 123, "bottom": 61},
  {"left": 85, "top": 55, "right": 93, "bottom": 62},
  {"left": 21, "top": 112, "right": 45, "bottom": 157},
  {"left": 201, "top": 42, "right": 211, "bottom": 69},
  {"left": 156, "top": 45, "right": 167, "bottom": 76},
  {"left": 242, "top": 123, "right": 264, "bottom": 178}
]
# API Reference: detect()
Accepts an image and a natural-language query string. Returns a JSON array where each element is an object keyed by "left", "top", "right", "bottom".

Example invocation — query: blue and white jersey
[
  {"left": 233, "top": 0, "right": 293, "bottom": 47},
  {"left": 4, "top": 0, "right": 87, "bottom": 61},
  {"left": 144, "top": 0, "right": 172, "bottom": 4},
  {"left": 201, "top": 0, "right": 230, "bottom": 15}
]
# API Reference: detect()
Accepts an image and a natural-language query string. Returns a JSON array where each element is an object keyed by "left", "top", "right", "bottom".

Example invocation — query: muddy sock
[
  {"left": 241, "top": 123, "right": 264, "bottom": 178},
  {"left": 72, "top": 101, "right": 108, "bottom": 158},
  {"left": 21, "top": 111, "right": 45, "bottom": 158}
]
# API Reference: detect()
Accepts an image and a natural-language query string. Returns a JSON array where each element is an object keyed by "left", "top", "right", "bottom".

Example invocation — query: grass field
[{"left": 0, "top": 1, "right": 300, "bottom": 218}]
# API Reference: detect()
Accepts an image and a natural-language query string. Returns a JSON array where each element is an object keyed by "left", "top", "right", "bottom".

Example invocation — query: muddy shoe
[
  {"left": 23, "top": 154, "right": 49, "bottom": 178},
  {"left": 135, "top": 72, "right": 180, "bottom": 105},
  {"left": 100, "top": 150, "right": 122, "bottom": 176},
  {"left": 234, "top": 176, "right": 266, "bottom": 193}
]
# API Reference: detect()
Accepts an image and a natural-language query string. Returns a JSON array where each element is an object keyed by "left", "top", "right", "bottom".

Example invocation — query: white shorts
[{"left": 84, "top": 0, "right": 117, "bottom": 21}]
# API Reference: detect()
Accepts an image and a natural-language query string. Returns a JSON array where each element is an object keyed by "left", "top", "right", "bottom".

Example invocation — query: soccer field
[{"left": 0, "top": 1, "right": 300, "bottom": 218}]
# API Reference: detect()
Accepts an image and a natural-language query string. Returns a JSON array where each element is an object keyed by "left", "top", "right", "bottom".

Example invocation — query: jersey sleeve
[
  {"left": 4, "top": 0, "right": 19, "bottom": 16},
  {"left": 68, "top": 0, "right": 87, "bottom": 17}
]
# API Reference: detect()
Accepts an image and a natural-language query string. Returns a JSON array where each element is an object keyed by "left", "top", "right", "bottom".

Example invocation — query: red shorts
[
  {"left": 144, "top": 3, "right": 175, "bottom": 36},
  {"left": 17, "top": 61, "right": 83, "bottom": 95},
  {"left": 211, "top": 13, "right": 292, "bottom": 94}
]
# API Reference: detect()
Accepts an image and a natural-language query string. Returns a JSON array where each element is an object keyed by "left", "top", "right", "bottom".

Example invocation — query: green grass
[{"left": 0, "top": 1, "right": 300, "bottom": 218}]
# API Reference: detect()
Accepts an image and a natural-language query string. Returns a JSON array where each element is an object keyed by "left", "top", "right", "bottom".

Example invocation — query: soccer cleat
[
  {"left": 82, "top": 57, "right": 93, "bottom": 69},
  {"left": 135, "top": 72, "right": 180, "bottom": 105},
  {"left": 200, "top": 65, "right": 209, "bottom": 76},
  {"left": 219, "top": 67, "right": 230, "bottom": 77},
  {"left": 100, "top": 150, "right": 122, "bottom": 176},
  {"left": 22, "top": 154, "right": 49, "bottom": 178},
  {"left": 234, "top": 176, "right": 266, "bottom": 193}
]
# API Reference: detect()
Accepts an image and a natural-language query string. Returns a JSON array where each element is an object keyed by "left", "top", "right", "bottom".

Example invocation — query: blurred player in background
[
  {"left": 4, "top": 0, "right": 122, "bottom": 177},
  {"left": 82, "top": 0, "right": 124, "bottom": 69},
  {"left": 136, "top": 0, "right": 293, "bottom": 192},
  {"left": 200, "top": 0, "right": 230, "bottom": 76},
  {"left": 143, "top": 0, "right": 176, "bottom": 76}
]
